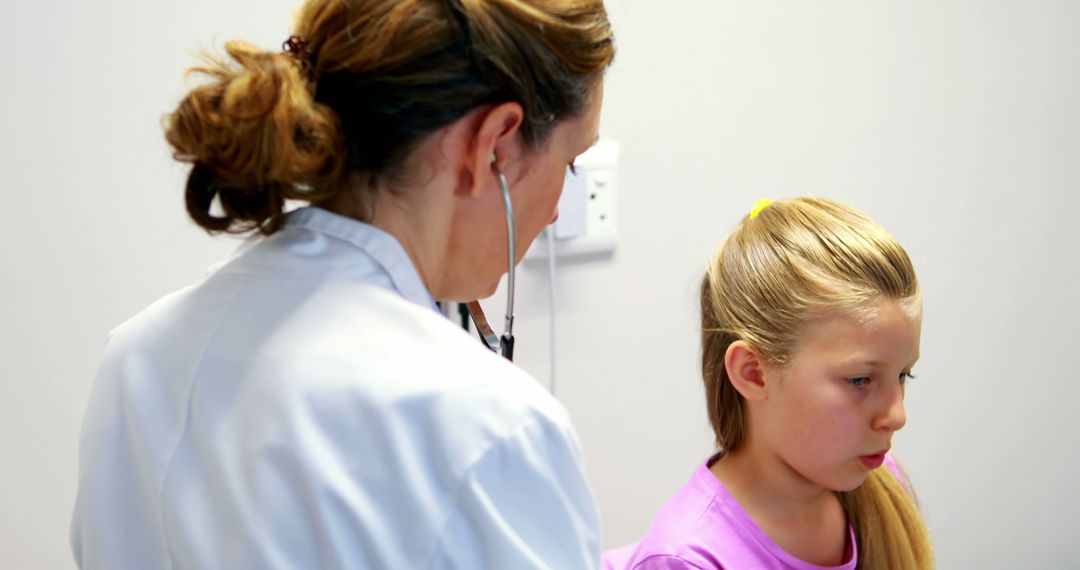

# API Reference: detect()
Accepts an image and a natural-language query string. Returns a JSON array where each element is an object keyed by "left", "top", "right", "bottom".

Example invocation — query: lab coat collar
[{"left": 285, "top": 207, "right": 439, "bottom": 312}]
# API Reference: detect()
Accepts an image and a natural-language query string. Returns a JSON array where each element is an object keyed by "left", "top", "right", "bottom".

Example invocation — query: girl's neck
[
  {"left": 710, "top": 442, "right": 849, "bottom": 566},
  {"left": 710, "top": 443, "right": 835, "bottom": 515}
]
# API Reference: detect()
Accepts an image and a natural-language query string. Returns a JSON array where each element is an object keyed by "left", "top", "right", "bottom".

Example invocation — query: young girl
[{"left": 608, "top": 197, "right": 933, "bottom": 569}]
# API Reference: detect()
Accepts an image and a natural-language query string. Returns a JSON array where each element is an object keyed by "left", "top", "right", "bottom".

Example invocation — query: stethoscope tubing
[{"left": 466, "top": 162, "right": 516, "bottom": 361}]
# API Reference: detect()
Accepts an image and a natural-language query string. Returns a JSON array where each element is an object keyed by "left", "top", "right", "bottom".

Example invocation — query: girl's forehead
[{"left": 791, "top": 300, "right": 922, "bottom": 366}]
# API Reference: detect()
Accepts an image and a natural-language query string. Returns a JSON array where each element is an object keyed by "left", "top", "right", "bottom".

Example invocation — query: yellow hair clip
[{"left": 749, "top": 198, "right": 774, "bottom": 219}]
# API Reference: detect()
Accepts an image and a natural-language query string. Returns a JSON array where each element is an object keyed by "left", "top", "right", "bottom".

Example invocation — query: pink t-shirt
[{"left": 604, "top": 454, "right": 908, "bottom": 570}]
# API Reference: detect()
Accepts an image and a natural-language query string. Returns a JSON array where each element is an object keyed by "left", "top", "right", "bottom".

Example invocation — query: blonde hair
[
  {"left": 701, "top": 197, "right": 933, "bottom": 569},
  {"left": 164, "top": 0, "right": 615, "bottom": 234}
]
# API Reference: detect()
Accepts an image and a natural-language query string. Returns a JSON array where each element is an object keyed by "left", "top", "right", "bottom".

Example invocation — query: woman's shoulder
[
  {"left": 277, "top": 285, "right": 576, "bottom": 465},
  {"left": 343, "top": 286, "right": 566, "bottom": 418}
]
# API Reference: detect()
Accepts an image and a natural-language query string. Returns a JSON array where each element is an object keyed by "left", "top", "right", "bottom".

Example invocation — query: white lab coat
[{"left": 71, "top": 207, "right": 601, "bottom": 569}]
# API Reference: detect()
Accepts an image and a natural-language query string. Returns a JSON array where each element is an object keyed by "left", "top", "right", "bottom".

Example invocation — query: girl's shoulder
[{"left": 605, "top": 455, "right": 799, "bottom": 570}]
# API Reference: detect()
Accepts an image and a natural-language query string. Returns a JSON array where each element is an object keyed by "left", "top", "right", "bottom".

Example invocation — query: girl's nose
[{"left": 874, "top": 385, "right": 907, "bottom": 432}]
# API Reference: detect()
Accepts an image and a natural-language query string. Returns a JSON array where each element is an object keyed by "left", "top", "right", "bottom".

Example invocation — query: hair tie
[
  {"left": 749, "top": 198, "right": 773, "bottom": 219},
  {"left": 282, "top": 35, "right": 313, "bottom": 76},
  {"left": 282, "top": 35, "right": 308, "bottom": 56}
]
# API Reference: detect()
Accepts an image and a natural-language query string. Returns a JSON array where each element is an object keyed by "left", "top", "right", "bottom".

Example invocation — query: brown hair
[
  {"left": 701, "top": 197, "right": 933, "bottom": 569},
  {"left": 165, "top": 0, "right": 615, "bottom": 234}
]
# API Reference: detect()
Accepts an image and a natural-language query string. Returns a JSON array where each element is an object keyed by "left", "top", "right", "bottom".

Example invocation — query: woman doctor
[{"left": 70, "top": 0, "right": 614, "bottom": 568}]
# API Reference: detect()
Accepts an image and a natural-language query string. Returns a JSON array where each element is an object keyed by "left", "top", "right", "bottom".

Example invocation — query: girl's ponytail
[{"left": 842, "top": 466, "right": 934, "bottom": 569}]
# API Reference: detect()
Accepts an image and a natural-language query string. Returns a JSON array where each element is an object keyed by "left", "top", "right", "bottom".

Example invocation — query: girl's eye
[
  {"left": 848, "top": 376, "right": 872, "bottom": 388},
  {"left": 900, "top": 371, "right": 917, "bottom": 385}
]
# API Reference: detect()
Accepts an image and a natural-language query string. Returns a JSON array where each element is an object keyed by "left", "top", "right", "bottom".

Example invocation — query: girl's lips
[{"left": 860, "top": 453, "right": 886, "bottom": 469}]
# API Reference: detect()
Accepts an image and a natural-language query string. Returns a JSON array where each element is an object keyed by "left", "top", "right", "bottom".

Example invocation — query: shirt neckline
[
  {"left": 696, "top": 453, "right": 858, "bottom": 570},
  {"left": 284, "top": 207, "right": 439, "bottom": 312}
]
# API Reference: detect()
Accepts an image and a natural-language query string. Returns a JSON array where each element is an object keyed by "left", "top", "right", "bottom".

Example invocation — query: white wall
[{"left": 3, "top": 1, "right": 1078, "bottom": 568}]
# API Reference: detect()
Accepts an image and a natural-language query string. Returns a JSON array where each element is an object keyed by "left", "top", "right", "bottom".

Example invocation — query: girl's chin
[{"left": 833, "top": 472, "right": 871, "bottom": 493}]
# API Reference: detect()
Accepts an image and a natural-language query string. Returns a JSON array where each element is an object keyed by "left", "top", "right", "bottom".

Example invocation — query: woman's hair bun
[{"left": 165, "top": 40, "right": 343, "bottom": 234}]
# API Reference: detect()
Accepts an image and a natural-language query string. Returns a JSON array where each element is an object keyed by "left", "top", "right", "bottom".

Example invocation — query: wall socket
[{"left": 525, "top": 139, "right": 619, "bottom": 261}]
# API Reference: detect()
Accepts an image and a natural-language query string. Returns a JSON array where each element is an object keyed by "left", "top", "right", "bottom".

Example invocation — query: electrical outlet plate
[{"left": 525, "top": 140, "right": 618, "bottom": 261}]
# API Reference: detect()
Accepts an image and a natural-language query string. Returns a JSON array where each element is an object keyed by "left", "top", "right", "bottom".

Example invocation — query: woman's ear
[
  {"left": 725, "top": 340, "right": 769, "bottom": 402},
  {"left": 465, "top": 101, "right": 524, "bottom": 197}
]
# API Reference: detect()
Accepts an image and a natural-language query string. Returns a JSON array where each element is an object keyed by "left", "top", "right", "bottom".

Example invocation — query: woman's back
[{"left": 71, "top": 208, "right": 600, "bottom": 569}]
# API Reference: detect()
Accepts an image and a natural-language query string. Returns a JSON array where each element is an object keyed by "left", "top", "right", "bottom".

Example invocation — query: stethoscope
[{"left": 465, "top": 159, "right": 516, "bottom": 361}]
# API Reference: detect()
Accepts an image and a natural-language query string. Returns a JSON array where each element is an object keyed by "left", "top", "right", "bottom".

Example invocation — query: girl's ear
[{"left": 724, "top": 340, "right": 769, "bottom": 402}]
